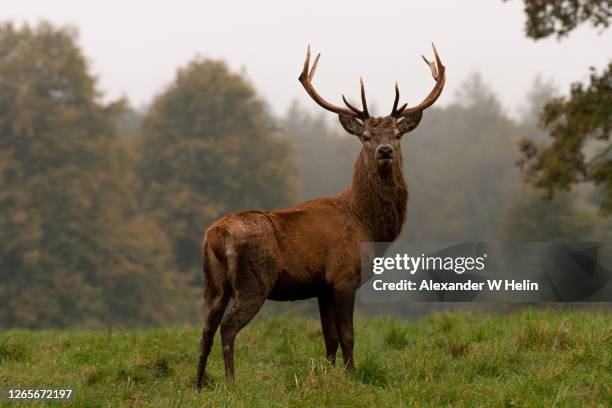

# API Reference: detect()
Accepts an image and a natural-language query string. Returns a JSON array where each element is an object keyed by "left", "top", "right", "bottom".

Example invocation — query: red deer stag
[{"left": 196, "top": 44, "right": 445, "bottom": 386}]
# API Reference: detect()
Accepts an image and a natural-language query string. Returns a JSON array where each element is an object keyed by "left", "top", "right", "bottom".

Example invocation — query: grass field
[{"left": 1, "top": 309, "right": 611, "bottom": 407}]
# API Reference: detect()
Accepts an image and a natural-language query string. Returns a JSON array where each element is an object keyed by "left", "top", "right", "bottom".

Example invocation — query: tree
[
  {"left": 0, "top": 22, "right": 193, "bottom": 328},
  {"left": 509, "top": 1, "right": 612, "bottom": 213},
  {"left": 513, "top": 0, "right": 611, "bottom": 39},
  {"left": 137, "top": 58, "right": 297, "bottom": 282},
  {"left": 518, "top": 65, "right": 612, "bottom": 211},
  {"left": 402, "top": 73, "right": 523, "bottom": 241},
  {"left": 283, "top": 102, "right": 359, "bottom": 201},
  {"left": 504, "top": 76, "right": 610, "bottom": 241},
  {"left": 501, "top": 189, "right": 604, "bottom": 240},
  {"left": 519, "top": 76, "right": 558, "bottom": 126}
]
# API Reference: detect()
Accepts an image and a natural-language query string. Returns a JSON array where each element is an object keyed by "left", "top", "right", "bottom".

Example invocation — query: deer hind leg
[
  {"left": 195, "top": 286, "right": 230, "bottom": 388},
  {"left": 196, "top": 249, "right": 231, "bottom": 389},
  {"left": 220, "top": 295, "right": 264, "bottom": 382},
  {"left": 318, "top": 293, "right": 339, "bottom": 364},
  {"left": 333, "top": 290, "right": 356, "bottom": 371},
  {"left": 219, "top": 242, "right": 267, "bottom": 382}
]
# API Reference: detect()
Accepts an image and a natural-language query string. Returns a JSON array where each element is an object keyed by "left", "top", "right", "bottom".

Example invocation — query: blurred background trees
[
  {"left": 0, "top": 22, "right": 195, "bottom": 328},
  {"left": 0, "top": 15, "right": 609, "bottom": 328},
  {"left": 136, "top": 59, "right": 297, "bottom": 283},
  {"left": 0, "top": 21, "right": 297, "bottom": 327}
]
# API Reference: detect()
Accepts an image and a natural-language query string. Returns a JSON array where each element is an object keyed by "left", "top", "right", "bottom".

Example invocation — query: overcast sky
[{"left": 5, "top": 1, "right": 611, "bottom": 118}]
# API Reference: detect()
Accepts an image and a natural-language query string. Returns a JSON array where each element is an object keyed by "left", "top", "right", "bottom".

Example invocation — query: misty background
[
  {"left": 1, "top": 1, "right": 611, "bottom": 328},
  {"left": 6, "top": 0, "right": 612, "bottom": 117}
]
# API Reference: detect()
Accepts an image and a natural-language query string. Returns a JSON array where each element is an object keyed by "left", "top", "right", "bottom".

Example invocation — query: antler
[
  {"left": 391, "top": 43, "right": 446, "bottom": 118},
  {"left": 299, "top": 46, "right": 369, "bottom": 119}
]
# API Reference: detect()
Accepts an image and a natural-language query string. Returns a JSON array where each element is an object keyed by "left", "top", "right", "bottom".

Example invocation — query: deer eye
[{"left": 362, "top": 135, "right": 370, "bottom": 142}]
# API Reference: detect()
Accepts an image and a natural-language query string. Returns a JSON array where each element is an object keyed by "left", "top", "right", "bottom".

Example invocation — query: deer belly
[{"left": 267, "top": 269, "right": 325, "bottom": 301}]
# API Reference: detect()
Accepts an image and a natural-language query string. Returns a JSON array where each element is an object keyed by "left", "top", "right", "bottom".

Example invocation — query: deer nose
[{"left": 376, "top": 145, "right": 394, "bottom": 160}]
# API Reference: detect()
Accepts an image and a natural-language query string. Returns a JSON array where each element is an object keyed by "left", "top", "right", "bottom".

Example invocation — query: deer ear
[
  {"left": 339, "top": 115, "right": 363, "bottom": 136},
  {"left": 396, "top": 111, "right": 423, "bottom": 136}
]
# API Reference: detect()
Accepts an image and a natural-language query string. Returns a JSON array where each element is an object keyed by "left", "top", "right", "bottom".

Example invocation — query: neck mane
[{"left": 341, "top": 150, "right": 409, "bottom": 242}]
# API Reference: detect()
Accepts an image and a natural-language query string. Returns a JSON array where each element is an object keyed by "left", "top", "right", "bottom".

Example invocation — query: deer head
[{"left": 299, "top": 44, "right": 445, "bottom": 173}]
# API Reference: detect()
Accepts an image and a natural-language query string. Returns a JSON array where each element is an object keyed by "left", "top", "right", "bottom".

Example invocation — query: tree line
[
  {"left": 0, "top": 22, "right": 296, "bottom": 328},
  {"left": 0, "top": 19, "right": 610, "bottom": 328}
]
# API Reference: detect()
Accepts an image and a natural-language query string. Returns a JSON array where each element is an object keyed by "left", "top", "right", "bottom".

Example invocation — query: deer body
[
  {"left": 196, "top": 45, "right": 444, "bottom": 386},
  {"left": 203, "top": 150, "right": 408, "bottom": 301}
]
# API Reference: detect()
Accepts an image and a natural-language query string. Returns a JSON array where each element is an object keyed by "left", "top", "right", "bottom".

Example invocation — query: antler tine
[
  {"left": 301, "top": 45, "right": 311, "bottom": 79},
  {"left": 342, "top": 94, "right": 363, "bottom": 115},
  {"left": 391, "top": 81, "right": 409, "bottom": 117},
  {"left": 432, "top": 42, "right": 443, "bottom": 70},
  {"left": 421, "top": 54, "right": 438, "bottom": 80},
  {"left": 298, "top": 46, "right": 364, "bottom": 118},
  {"left": 360, "top": 77, "right": 369, "bottom": 117},
  {"left": 391, "top": 81, "right": 400, "bottom": 116},
  {"left": 396, "top": 42, "right": 446, "bottom": 117},
  {"left": 340, "top": 78, "right": 371, "bottom": 118},
  {"left": 309, "top": 52, "right": 320, "bottom": 81}
]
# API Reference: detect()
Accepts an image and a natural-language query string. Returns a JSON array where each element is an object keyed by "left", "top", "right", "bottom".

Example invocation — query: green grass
[{"left": 1, "top": 309, "right": 611, "bottom": 407}]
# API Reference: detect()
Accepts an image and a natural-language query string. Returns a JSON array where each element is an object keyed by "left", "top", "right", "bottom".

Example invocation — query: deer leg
[
  {"left": 195, "top": 288, "right": 230, "bottom": 389},
  {"left": 333, "top": 290, "right": 356, "bottom": 371},
  {"left": 220, "top": 295, "right": 265, "bottom": 382},
  {"left": 318, "top": 293, "right": 339, "bottom": 364}
]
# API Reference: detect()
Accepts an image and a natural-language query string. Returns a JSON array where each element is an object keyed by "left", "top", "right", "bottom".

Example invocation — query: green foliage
[
  {"left": 137, "top": 59, "right": 298, "bottom": 278},
  {"left": 510, "top": 1, "right": 612, "bottom": 215},
  {"left": 0, "top": 310, "right": 610, "bottom": 406},
  {"left": 505, "top": 78, "right": 609, "bottom": 240},
  {"left": 519, "top": 64, "right": 612, "bottom": 213},
  {"left": 511, "top": 0, "right": 612, "bottom": 39},
  {"left": 0, "top": 22, "right": 195, "bottom": 328}
]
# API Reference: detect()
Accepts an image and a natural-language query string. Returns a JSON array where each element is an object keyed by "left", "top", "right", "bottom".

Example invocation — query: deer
[{"left": 195, "top": 43, "right": 445, "bottom": 387}]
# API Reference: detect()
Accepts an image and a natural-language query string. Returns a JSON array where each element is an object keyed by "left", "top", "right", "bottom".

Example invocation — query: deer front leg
[
  {"left": 318, "top": 293, "right": 339, "bottom": 364},
  {"left": 333, "top": 290, "right": 356, "bottom": 371}
]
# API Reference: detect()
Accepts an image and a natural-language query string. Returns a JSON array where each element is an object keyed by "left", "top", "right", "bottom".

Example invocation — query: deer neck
[{"left": 343, "top": 150, "right": 408, "bottom": 242}]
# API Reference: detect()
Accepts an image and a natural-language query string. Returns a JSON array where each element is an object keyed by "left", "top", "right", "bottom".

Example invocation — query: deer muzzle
[{"left": 376, "top": 145, "right": 394, "bottom": 160}]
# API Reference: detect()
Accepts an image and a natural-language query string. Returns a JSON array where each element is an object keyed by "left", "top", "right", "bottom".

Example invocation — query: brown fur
[{"left": 195, "top": 113, "right": 427, "bottom": 386}]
